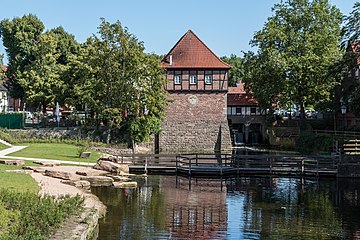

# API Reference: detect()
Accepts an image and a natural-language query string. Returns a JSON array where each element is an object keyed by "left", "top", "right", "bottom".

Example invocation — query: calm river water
[{"left": 92, "top": 175, "right": 360, "bottom": 239}]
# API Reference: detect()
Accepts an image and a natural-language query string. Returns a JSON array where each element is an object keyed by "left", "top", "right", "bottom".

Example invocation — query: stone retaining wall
[{"left": 51, "top": 208, "right": 99, "bottom": 240}]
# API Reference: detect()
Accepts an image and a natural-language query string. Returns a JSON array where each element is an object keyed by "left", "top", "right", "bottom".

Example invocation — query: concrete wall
[{"left": 160, "top": 92, "right": 231, "bottom": 153}]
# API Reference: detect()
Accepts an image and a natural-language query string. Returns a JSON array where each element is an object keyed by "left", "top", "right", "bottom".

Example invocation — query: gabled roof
[
  {"left": 161, "top": 30, "right": 231, "bottom": 69},
  {"left": 227, "top": 82, "right": 258, "bottom": 106}
]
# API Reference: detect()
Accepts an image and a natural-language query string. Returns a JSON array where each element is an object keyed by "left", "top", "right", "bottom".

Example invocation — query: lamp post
[{"left": 341, "top": 104, "right": 347, "bottom": 115}]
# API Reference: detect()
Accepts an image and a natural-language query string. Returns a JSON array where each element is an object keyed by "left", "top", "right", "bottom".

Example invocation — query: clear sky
[{"left": 0, "top": 0, "right": 355, "bottom": 64}]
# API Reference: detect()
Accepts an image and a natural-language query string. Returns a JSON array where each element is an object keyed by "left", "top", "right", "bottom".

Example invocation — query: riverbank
[{"left": 30, "top": 168, "right": 107, "bottom": 239}]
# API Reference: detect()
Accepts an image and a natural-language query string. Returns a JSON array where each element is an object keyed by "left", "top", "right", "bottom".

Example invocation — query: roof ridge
[
  {"left": 186, "top": 30, "right": 231, "bottom": 68},
  {"left": 161, "top": 30, "right": 231, "bottom": 69}
]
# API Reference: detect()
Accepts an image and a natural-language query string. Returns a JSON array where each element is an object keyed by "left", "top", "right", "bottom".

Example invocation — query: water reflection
[{"left": 92, "top": 176, "right": 360, "bottom": 240}]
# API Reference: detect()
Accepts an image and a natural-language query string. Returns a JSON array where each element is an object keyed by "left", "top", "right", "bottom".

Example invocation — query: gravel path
[{"left": 31, "top": 171, "right": 106, "bottom": 216}]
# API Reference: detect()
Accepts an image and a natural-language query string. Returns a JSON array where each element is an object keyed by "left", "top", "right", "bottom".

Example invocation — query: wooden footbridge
[{"left": 113, "top": 153, "right": 339, "bottom": 178}]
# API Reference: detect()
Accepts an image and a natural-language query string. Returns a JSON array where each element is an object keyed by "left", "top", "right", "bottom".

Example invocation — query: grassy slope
[
  {"left": 7, "top": 143, "right": 101, "bottom": 163},
  {"left": 0, "top": 164, "right": 39, "bottom": 193}
]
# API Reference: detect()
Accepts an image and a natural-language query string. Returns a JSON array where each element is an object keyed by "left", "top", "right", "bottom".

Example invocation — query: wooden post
[
  {"left": 220, "top": 157, "right": 223, "bottom": 177},
  {"left": 145, "top": 157, "right": 148, "bottom": 175},
  {"left": 301, "top": 159, "right": 304, "bottom": 175},
  {"left": 176, "top": 155, "right": 178, "bottom": 173},
  {"left": 188, "top": 157, "right": 192, "bottom": 176}
]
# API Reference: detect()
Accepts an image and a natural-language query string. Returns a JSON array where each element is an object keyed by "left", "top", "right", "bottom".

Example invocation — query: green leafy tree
[
  {"left": 341, "top": 2, "right": 360, "bottom": 46},
  {"left": 0, "top": 15, "right": 80, "bottom": 112},
  {"left": 221, "top": 54, "right": 244, "bottom": 87},
  {"left": 243, "top": 0, "right": 342, "bottom": 118},
  {"left": 0, "top": 14, "right": 45, "bottom": 109},
  {"left": 340, "top": 2, "right": 360, "bottom": 116},
  {"left": 16, "top": 32, "right": 65, "bottom": 112},
  {"left": 47, "top": 27, "right": 80, "bottom": 106},
  {"left": 73, "top": 19, "right": 167, "bottom": 147}
]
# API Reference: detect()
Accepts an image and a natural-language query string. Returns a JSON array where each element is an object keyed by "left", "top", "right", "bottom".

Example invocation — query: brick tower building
[{"left": 159, "top": 30, "right": 232, "bottom": 153}]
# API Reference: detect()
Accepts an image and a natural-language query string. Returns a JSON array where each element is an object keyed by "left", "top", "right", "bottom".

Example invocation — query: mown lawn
[
  {"left": 0, "top": 164, "right": 39, "bottom": 193},
  {"left": 7, "top": 143, "right": 101, "bottom": 163},
  {"left": 0, "top": 142, "right": 10, "bottom": 151}
]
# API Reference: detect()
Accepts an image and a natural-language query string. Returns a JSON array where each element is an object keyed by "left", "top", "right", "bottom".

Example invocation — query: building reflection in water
[
  {"left": 160, "top": 176, "right": 228, "bottom": 239},
  {"left": 94, "top": 175, "right": 360, "bottom": 239}
]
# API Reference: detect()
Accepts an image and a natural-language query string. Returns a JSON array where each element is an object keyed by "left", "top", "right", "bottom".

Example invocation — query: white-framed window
[
  {"left": 189, "top": 75, "right": 197, "bottom": 85},
  {"left": 205, "top": 74, "right": 213, "bottom": 84},
  {"left": 174, "top": 74, "right": 182, "bottom": 84},
  {"left": 355, "top": 67, "right": 359, "bottom": 80},
  {"left": 227, "top": 107, "right": 232, "bottom": 115}
]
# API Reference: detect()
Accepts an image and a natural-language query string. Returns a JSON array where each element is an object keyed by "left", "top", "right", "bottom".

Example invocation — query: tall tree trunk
[{"left": 42, "top": 102, "right": 47, "bottom": 114}]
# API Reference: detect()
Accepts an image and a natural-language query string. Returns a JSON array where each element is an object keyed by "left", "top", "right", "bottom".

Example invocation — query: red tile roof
[
  {"left": 227, "top": 82, "right": 258, "bottom": 106},
  {"left": 161, "top": 30, "right": 231, "bottom": 69}
]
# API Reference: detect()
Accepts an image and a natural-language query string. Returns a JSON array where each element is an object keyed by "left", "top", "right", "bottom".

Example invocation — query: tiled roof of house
[
  {"left": 161, "top": 30, "right": 231, "bottom": 69},
  {"left": 227, "top": 82, "right": 258, "bottom": 106}
]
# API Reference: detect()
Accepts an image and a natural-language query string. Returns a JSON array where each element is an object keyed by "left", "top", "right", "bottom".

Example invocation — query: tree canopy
[
  {"left": 341, "top": 2, "right": 360, "bottom": 116},
  {"left": 0, "top": 15, "right": 80, "bottom": 112},
  {"left": 220, "top": 54, "right": 244, "bottom": 87},
  {"left": 341, "top": 2, "right": 360, "bottom": 46},
  {"left": 70, "top": 19, "right": 167, "bottom": 146},
  {"left": 243, "top": 0, "right": 342, "bottom": 117},
  {"left": 0, "top": 14, "right": 45, "bottom": 104}
]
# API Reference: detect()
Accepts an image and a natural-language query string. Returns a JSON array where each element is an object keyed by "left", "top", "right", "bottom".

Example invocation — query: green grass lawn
[
  {"left": 0, "top": 164, "right": 39, "bottom": 193},
  {"left": 0, "top": 142, "right": 10, "bottom": 151},
  {"left": 7, "top": 143, "right": 101, "bottom": 163}
]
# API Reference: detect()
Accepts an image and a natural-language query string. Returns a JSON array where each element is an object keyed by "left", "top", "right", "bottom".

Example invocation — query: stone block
[
  {"left": 0, "top": 159, "right": 25, "bottom": 166},
  {"left": 80, "top": 176, "right": 114, "bottom": 187},
  {"left": 93, "top": 160, "right": 129, "bottom": 173},
  {"left": 113, "top": 181, "right": 137, "bottom": 188}
]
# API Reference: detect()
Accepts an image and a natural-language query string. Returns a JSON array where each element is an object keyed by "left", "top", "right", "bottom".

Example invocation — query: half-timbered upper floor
[{"left": 161, "top": 30, "right": 230, "bottom": 92}]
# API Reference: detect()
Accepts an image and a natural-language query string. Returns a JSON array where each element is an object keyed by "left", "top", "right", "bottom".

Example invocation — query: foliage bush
[
  {"left": 0, "top": 189, "right": 83, "bottom": 239},
  {"left": 0, "top": 129, "right": 105, "bottom": 148},
  {"left": 295, "top": 133, "right": 334, "bottom": 155}
]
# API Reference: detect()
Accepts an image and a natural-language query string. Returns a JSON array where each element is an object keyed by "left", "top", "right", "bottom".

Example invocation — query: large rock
[
  {"left": 61, "top": 180, "right": 91, "bottom": 188},
  {"left": 75, "top": 169, "right": 108, "bottom": 177},
  {"left": 113, "top": 181, "right": 138, "bottom": 188},
  {"left": 0, "top": 159, "right": 25, "bottom": 166},
  {"left": 80, "top": 176, "right": 114, "bottom": 187},
  {"left": 109, "top": 175, "right": 130, "bottom": 182},
  {"left": 23, "top": 166, "right": 46, "bottom": 173},
  {"left": 45, "top": 170, "right": 79, "bottom": 180},
  {"left": 93, "top": 160, "right": 129, "bottom": 174},
  {"left": 33, "top": 161, "right": 61, "bottom": 167}
]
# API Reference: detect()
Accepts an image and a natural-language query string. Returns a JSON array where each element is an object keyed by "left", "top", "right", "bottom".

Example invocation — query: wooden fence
[{"left": 115, "top": 153, "right": 338, "bottom": 177}]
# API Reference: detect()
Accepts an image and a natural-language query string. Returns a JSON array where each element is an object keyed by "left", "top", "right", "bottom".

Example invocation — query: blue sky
[{"left": 0, "top": 0, "right": 355, "bottom": 64}]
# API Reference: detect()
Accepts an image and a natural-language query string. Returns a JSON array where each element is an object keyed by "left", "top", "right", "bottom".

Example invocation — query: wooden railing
[{"left": 118, "top": 153, "right": 338, "bottom": 177}]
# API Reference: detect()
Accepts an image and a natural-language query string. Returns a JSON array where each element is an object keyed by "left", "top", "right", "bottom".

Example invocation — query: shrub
[
  {"left": 295, "top": 133, "right": 334, "bottom": 155},
  {"left": 0, "top": 189, "right": 83, "bottom": 239}
]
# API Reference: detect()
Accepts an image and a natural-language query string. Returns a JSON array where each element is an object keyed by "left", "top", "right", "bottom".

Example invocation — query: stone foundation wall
[{"left": 160, "top": 93, "right": 231, "bottom": 153}]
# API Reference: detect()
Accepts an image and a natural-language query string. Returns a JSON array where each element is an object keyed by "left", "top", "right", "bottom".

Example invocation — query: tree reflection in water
[{"left": 92, "top": 175, "right": 360, "bottom": 240}]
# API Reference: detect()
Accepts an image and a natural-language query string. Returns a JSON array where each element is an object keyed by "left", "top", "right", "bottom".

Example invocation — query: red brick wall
[{"left": 160, "top": 93, "right": 231, "bottom": 153}]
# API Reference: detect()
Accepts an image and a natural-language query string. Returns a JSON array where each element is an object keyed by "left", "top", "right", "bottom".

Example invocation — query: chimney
[{"left": 169, "top": 55, "right": 173, "bottom": 66}]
